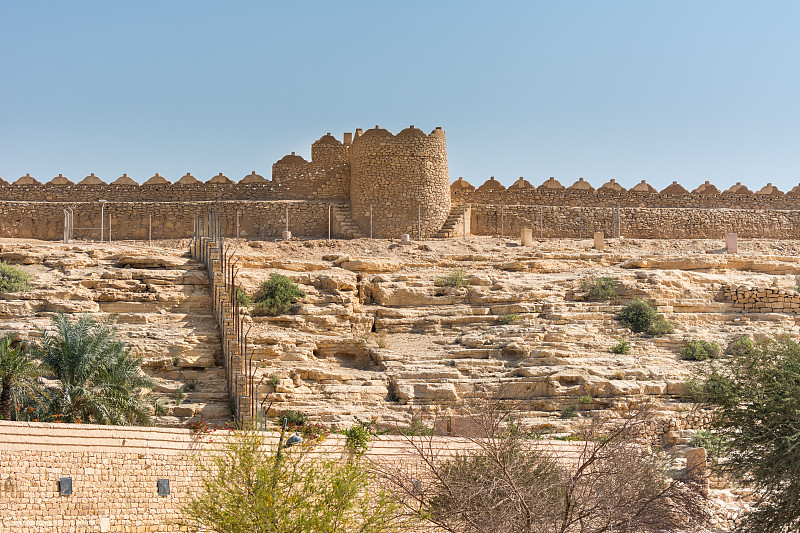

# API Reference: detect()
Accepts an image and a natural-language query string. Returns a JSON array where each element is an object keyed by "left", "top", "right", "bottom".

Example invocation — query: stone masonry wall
[
  {"left": 724, "top": 284, "right": 800, "bottom": 313},
  {"left": 0, "top": 201, "right": 335, "bottom": 241},
  {"left": 0, "top": 164, "right": 349, "bottom": 203},
  {"left": 0, "top": 421, "right": 587, "bottom": 533},
  {"left": 453, "top": 178, "right": 800, "bottom": 209},
  {"left": 350, "top": 126, "right": 450, "bottom": 238},
  {"left": 470, "top": 204, "right": 800, "bottom": 239}
]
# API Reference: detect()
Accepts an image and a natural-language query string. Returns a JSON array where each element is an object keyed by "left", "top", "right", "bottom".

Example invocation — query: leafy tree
[
  {"left": 701, "top": 335, "right": 800, "bottom": 532},
  {"left": 36, "top": 314, "right": 153, "bottom": 425},
  {"left": 251, "top": 274, "right": 305, "bottom": 316},
  {"left": 0, "top": 333, "right": 41, "bottom": 420},
  {"left": 182, "top": 430, "right": 410, "bottom": 533}
]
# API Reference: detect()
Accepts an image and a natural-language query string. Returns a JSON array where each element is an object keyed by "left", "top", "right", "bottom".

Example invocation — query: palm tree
[
  {"left": 37, "top": 314, "right": 154, "bottom": 425},
  {"left": 0, "top": 333, "right": 41, "bottom": 420}
]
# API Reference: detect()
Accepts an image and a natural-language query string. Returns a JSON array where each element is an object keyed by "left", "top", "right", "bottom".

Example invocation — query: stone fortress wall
[{"left": 1, "top": 126, "right": 800, "bottom": 240}]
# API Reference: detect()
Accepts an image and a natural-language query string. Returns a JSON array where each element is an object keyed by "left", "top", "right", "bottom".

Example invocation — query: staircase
[
  {"left": 331, "top": 204, "right": 364, "bottom": 239},
  {"left": 434, "top": 204, "right": 468, "bottom": 238}
]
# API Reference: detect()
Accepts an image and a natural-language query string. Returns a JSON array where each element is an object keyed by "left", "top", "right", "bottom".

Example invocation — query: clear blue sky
[{"left": 1, "top": 1, "right": 798, "bottom": 191}]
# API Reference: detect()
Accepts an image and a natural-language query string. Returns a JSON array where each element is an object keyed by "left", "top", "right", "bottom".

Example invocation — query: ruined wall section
[
  {"left": 725, "top": 284, "right": 800, "bottom": 313},
  {"left": 350, "top": 126, "right": 450, "bottom": 238}
]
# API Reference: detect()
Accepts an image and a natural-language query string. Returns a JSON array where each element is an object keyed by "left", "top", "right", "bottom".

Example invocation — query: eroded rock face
[
  {"left": 218, "top": 236, "right": 800, "bottom": 439},
  {"left": 0, "top": 241, "right": 231, "bottom": 426}
]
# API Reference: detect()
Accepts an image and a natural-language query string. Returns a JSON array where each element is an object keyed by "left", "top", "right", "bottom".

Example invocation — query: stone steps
[
  {"left": 434, "top": 204, "right": 467, "bottom": 238},
  {"left": 331, "top": 204, "right": 364, "bottom": 239}
]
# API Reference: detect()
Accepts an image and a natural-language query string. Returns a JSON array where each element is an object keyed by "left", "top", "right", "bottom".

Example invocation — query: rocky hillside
[
  {"left": 231, "top": 236, "right": 800, "bottom": 440},
  {"left": 4, "top": 235, "right": 800, "bottom": 441},
  {"left": 0, "top": 240, "right": 231, "bottom": 426}
]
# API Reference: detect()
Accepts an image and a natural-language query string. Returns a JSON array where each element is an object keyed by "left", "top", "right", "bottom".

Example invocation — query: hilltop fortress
[{"left": 1, "top": 125, "right": 800, "bottom": 240}]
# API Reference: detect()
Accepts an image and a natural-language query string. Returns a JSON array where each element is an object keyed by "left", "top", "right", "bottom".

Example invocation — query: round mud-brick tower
[
  {"left": 311, "top": 133, "right": 348, "bottom": 167},
  {"left": 350, "top": 125, "right": 450, "bottom": 238}
]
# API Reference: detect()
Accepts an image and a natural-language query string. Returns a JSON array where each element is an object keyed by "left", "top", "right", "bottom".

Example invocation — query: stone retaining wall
[
  {"left": 724, "top": 284, "right": 800, "bottom": 313},
  {"left": 0, "top": 421, "right": 586, "bottom": 532}
]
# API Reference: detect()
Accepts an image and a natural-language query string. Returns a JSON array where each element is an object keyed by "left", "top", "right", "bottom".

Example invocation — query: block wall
[{"left": 0, "top": 421, "right": 587, "bottom": 532}]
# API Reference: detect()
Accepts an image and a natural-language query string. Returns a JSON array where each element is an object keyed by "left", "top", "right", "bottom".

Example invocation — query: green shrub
[
  {"left": 235, "top": 286, "right": 251, "bottom": 307},
  {"left": 610, "top": 339, "right": 630, "bottom": 354},
  {"left": 578, "top": 395, "right": 593, "bottom": 405},
  {"left": 616, "top": 298, "right": 674, "bottom": 336},
  {"left": 344, "top": 422, "right": 373, "bottom": 457},
  {"left": 680, "top": 340, "right": 722, "bottom": 361},
  {"left": 0, "top": 261, "right": 32, "bottom": 292},
  {"left": 435, "top": 268, "right": 468, "bottom": 288},
  {"left": 559, "top": 405, "right": 577, "bottom": 419},
  {"left": 728, "top": 335, "right": 755, "bottom": 357},
  {"left": 689, "top": 430, "right": 727, "bottom": 458},
  {"left": 647, "top": 318, "right": 675, "bottom": 336},
  {"left": 278, "top": 409, "right": 307, "bottom": 426},
  {"left": 251, "top": 274, "right": 305, "bottom": 316},
  {"left": 498, "top": 313, "right": 520, "bottom": 325},
  {"left": 580, "top": 276, "right": 618, "bottom": 301},
  {"left": 399, "top": 416, "right": 434, "bottom": 436},
  {"left": 268, "top": 373, "right": 280, "bottom": 388}
]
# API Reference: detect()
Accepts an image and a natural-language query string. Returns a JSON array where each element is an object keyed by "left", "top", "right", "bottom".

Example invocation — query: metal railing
[{"left": 189, "top": 208, "right": 254, "bottom": 426}]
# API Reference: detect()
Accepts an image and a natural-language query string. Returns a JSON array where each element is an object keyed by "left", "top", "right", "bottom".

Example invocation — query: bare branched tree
[{"left": 374, "top": 399, "right": 707, "bottom": 533}]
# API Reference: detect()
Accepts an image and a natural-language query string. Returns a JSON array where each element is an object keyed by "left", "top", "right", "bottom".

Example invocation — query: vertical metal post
[
  {"left": 236, "top": 210, "right": 240, "bottom": 239},
  {"left": 285, "top": 205, "right": 289, "bottom": 233},
  {"left": 539, "top": 208, "right": 543, "bottom": 239},
  {"left": 328, "top": 205, "right": 332, "bottom": 240},
  {"left": 99, "top": 199, "right": 106, "bottom": 242},
  {"left": 370, "top": 205, "right": 373, "bottom": 239}
]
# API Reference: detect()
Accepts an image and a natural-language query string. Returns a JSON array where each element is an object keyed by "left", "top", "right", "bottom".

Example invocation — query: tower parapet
[
  {"left": 349, "top": 125, "right": 450, "bottom": 238},
  {"left": 311, "top": 133, "right": 347, "bottom": 167}
]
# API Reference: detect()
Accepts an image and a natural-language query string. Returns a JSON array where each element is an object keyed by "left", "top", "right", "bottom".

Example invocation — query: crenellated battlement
[
  {"left": 451, "top": 176, "right": 800, "bottom": 210},
  {"left": 4, "top": 127, "right": 800, "bottom": 241}
]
